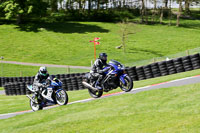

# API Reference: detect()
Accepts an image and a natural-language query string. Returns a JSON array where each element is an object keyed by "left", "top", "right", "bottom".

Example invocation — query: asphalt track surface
[
  {"left": 0, "top": 90, "right": 4, "bottom": 95},
  {"left": 1, "top": 75, "right": 200, "bottom": 120}
]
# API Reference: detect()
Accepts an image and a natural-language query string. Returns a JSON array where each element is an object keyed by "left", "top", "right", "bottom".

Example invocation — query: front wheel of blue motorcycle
[
  {"left": 55, "top": 89, "right": 68, "bottom": 105},
  {"left": 120, "top": 76, "right": 133, "bottom": 92}
]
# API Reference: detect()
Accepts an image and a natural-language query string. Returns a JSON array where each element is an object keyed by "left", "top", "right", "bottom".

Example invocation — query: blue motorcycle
[
  {"left": 26, "top": 77, "right": 68, "bottom": 111},
  {"left": 83, "top": 60, "right": 133, "bottom": 98}
]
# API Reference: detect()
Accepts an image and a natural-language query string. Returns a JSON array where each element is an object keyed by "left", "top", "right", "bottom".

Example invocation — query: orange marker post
[{"left": 89, "top": 37, "right": 100, "bottom": 60}]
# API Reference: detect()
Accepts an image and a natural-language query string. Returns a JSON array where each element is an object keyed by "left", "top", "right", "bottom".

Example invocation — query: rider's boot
[
  {"left": 96, "top": 75, "right": 104, "bottom": 90},
  {"left": 36, "top": 93, "right": 42, "bottom": 103}
]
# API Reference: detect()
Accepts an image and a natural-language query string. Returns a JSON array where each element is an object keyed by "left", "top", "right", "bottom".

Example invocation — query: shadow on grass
[
  {"left": 150, "top": 21, "right": 200, "bottom": 30},
  {"left": 128, "top": 47, "right": 164, "bottom": 57},
  {"left": 179, "top": 21, "right": 200, "bottom": 30},
  {"left": 135, "top": 19, "right": 200, "bottom": 29},
  {"left": 132, "top": 11, "right": 200, "bottom": 30},
  {"left": 14, "top": 22, "right": 109, "bottom": 33}
]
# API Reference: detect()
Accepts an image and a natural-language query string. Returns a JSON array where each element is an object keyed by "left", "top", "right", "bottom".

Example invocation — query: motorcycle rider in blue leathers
[{"left": 90, "top": 53, "right": 110, "bottom": 89}]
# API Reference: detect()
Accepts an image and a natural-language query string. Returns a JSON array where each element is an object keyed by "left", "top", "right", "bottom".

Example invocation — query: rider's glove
[
  {"left": 110, "top": 66, "right": 114, "bottom": 70},
  {"left": 40, "top": 84, "right": 46, "bottom": 88}
]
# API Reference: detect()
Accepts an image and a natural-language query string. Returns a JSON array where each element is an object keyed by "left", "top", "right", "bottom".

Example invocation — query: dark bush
[{"left": 46, "top": 9, "right": 136, "bottom": 22}]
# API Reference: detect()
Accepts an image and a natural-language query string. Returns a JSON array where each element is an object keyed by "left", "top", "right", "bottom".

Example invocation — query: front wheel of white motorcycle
[
  {"left": 120, "top": 76, "right": 133, "bottom": 92},
  {"left": 55, "top": 89, "right": 68, "bottom": 105},
  {"left": 30, "top": 95, "right": 43, "bottom": 111}
]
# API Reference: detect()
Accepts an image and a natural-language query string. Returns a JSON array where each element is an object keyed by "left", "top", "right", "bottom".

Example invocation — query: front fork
[
  {"left": 26, "top": 94, "right": 36, "bottom": 103},
  {"left": 56, "top": 89, "right": 62, "bottom": 98},
  {"left": 119, "top": 74, "right": 128, "bottom": 85},
  {"left": 26, "top": 92, "right": 42, "bottom": 104}
]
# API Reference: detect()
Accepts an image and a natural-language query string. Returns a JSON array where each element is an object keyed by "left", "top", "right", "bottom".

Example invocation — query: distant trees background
[{"left": 0, "top": 0, "right": 199, "bottom": 25}]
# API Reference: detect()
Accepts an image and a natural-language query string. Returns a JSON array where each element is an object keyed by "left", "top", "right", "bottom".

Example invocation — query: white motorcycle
[{"left": 26, "top": 77, "right": 68, "bottom": 111}]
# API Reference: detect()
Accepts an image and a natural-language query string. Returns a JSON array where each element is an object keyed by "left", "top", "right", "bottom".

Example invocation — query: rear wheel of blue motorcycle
[
  {"left": 120, "top": 76, "right": 133, "bottom": 92},
  {"left": 88, "top": 89, "right": 103, "bottom": 98}
]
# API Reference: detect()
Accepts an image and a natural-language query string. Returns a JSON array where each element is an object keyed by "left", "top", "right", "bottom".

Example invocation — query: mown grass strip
[
  {"left": 0, "top": 19, "right": 200, "bottom": 66},
  {"left": 0, "top": 63, "right": 89, "bottom": 77},
  {"left": 0, "top": 82, "right": 200, "bottom": 132}
]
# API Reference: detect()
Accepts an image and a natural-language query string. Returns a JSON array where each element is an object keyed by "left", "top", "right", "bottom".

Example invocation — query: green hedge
[{"left": 47, "top": 9, "right": 139, "bottom": 22}]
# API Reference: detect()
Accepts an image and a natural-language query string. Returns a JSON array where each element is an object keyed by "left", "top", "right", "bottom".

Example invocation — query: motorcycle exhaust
[{"left": 82, "top": 81, "right": 98, "bottom": 91}]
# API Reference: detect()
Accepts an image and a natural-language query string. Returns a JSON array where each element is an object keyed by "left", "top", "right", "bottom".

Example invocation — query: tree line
[{"left": 0, "top": 0, "right": 199, "bottom": 26}]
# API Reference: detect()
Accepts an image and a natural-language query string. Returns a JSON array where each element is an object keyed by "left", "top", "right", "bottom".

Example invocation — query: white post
[
  {"left": 91, "top": 60, "right": 93, "bottom": 67},
  {"left": 1, "top": 56, "right": 4, "bottom": 77}
]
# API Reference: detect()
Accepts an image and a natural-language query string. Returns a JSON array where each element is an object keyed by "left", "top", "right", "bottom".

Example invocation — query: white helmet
[{"left": 39, "top": 66, "right": 47, "bottom": 76}]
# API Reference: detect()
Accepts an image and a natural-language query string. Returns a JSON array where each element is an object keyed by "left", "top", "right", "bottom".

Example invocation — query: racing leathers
[
  {"left": 33, "top": 72, "right": 50, "bottom": 92},
  {"left": 90, "top": 58, "right": 110, "bottom": 88}
]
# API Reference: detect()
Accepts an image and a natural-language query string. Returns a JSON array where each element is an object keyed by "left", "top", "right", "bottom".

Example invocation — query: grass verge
[
  {"left": 0, "top": 82, "right": 200, "bottom": 132},
  {"left": 0, "top": 63, "right": 89, "bottom": 77},
  {"left": 1, "top": 68, "right": 200, "bottom": 114}
]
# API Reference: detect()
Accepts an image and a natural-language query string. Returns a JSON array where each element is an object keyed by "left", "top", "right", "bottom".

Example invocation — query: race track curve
[{"left": 1, "top": 75, "right": 200, "bottom": 119}]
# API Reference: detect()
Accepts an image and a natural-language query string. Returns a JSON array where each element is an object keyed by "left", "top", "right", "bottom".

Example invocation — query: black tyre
[
  {"left": 4, "top": 85, "right": 9, "bottom": 95},
  {"left": 192, "top": 63, "right": 200, "bottom": 69},
  {"left": 137, "top": 74, "right": 146, "bottom": 80},
  {"left": 145, "top": 73, "right": 153, "bottom": 79},
  {"left": 30, "top": 95, "right": 43, "bottom": 111},
  {"left": 120, "top": 76, "right": 133, "bottom": 92},
  {"left": 88, "top": 88, "right": 103, "bottom": 98},
  {"left": 55, "top": 89, "right": 68, "bottom": 105},
  {"left": 129, "top": 66, "right": 137, "bottom": 74},
  {"left": 169, "top": 70, "right": 177, "bottom": 75},
  {"left": 130, "top": 75, "right": 139, "bottom": 81},
  {"left": 151, "top": 68, "right": 161, "bottom": 77},
  {"left": 82, "top": 74, "right": 103, "bottom": 98},
  {"left": 144, "top": 65, "right": 153, "bottom": 79}
]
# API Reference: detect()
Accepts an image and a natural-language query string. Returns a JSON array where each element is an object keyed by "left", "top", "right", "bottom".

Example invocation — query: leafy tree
[
  {"left": 160, "top": 1, "right": 164, "bottom": 24},
  {"left": 152, "top": 0, "right": 157, "bottom": 23},
  {"left": 185, "top": 0, "right": 191, "bottom": 14},
  {"left": 0, "top": 0, "right": 47, "bottom": 24},
  {"left": 164, "top": 0, "right": 168, "bottom": 8},
  {"left": 141, "top": 0, "right": 145, "bottom": 23},
  {"left": 51, "top": 0, "right": 58, "bottom": 12},
  {"left": 176, "top": 0, "right": 182, "bottom": 26},
  {"left": 168, "top": 0, "right": 172, "bottom": 25},
  {"left": 116, "top": 19, "right": 139, "bottom": 53}
]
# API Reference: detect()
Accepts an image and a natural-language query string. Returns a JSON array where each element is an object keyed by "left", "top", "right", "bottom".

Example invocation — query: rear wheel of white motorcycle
[
  {"left": 55, "top": 89, "right": 68, "bottom": 105},
  {"left": 88, "top": 88, "right": 103, "bottom": 98},
  {"left": 30, "top": 96, "right": 43, "bottom": 111},
  {"left": 120, "top": 76, "right": 133, "bottom": 92}
]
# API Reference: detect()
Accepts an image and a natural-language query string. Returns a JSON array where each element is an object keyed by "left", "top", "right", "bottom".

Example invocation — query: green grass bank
[
  {"left": 0, "top": 63, "right": 89, "bottom": 77},
  {"left": 0, "top": 82, "right": 200, "bottom": 132},
  {"left": 0, "top": 19, "right": 200, "bottom": 66}
]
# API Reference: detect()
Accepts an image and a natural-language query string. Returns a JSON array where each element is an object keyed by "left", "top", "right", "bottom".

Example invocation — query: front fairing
[
  {"left": 51, "top": 81, "right": 62, "bottom": 87},
  {"left": 103, "top": 60, "right": 125, "bottom": 75},
  {"left": 49, "top": 80, "right": 62, "bottom": 90},
  {"left": 27, "top": 85, "right": 34, "bottom": 92}
]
